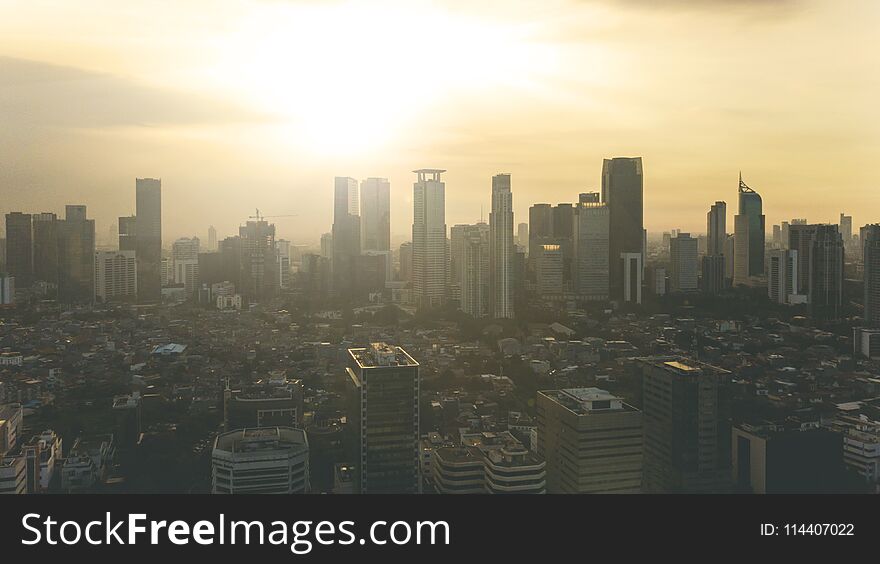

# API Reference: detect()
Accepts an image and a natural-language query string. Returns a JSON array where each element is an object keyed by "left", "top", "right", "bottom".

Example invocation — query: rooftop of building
[
  {"left": 214, "top": 426, "right": 308, "bottom": 454},
  {"left": 349, "top": 342, "right": 418, "bottom": 369},
  {"left": 539, "top": 387, "right": 637, "bottom": 415},
  {"left": 638, "top": 356, "right": 731, "bottom": 377}
]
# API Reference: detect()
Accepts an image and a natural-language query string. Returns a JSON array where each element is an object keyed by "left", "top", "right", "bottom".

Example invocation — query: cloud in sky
[{"left": 0, "top": 57, "right": 267, "bottom": 129}]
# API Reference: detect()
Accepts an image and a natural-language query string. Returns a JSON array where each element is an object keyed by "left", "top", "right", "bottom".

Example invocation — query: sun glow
[{"left": 204, "top": 2, "right": 559, "bottom": 156}]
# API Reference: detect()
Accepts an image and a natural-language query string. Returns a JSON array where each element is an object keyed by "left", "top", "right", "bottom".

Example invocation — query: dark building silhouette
[
  {"left": 5, "top": 212, "right": 33, "bottom": 288},
  {"left": 118, "top": 215, "right": 137, "bottom": 252},
  {"left": 808, "top": 224, "right": 843, "bottom": 322},
  {"left": 57, "top": 205, "right": 95, "bottom": 304},
  {"left": 602, "top": 157, "right": 644, "bottom": 300},
  {"left": 732, "top": 423, "right": 847, "bottom": 493},
  {"left": 863, "top": 224, "right": 880, "bottom": 328},
  {"left": 641, "top": 357, "right": 731, "bottom": 493},
  {"left": 32, "top": 213, "right": 59, "bottom": 290},
  {"left": 135, "top": 178, "right": 162, "bottom": 303}
]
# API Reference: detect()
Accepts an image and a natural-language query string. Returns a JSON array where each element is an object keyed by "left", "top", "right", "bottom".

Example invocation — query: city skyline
[{"left": 2, "top": 0, "right": 878, "bottom": 242}]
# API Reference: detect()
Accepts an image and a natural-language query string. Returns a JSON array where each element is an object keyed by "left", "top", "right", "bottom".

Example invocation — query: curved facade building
[{"left": 212, "top": 427, "right": 309, "bottom": 494}]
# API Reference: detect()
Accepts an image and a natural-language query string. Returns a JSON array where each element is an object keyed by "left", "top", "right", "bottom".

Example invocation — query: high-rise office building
[
  {"left": 346, "top": 343, "right": 420, "bottom": 494},
  {"left": 572, "top": 203, "right": 609, "bottom": 301},
  {"left": 239, "top": 219, "right": 278, "bottom": 301},
  {"left": 707, "top": 201, "right": 726, "bottom": 257},
  {"left": 5, "top": 212, "right": 33, "bottom": 289},
  {"left": 840, "top": 213, "right": 853, "bottom": 244},
  {"left": 516, "top": 222, "right": 529, "bottom": 250},
  {"left": 537, "top": 388, "right": 642, "bottom": 493},
  {"left": 118, "top": 216, "right": 137, "bottom": 253},
  {"left": 32, "top": 213, "right": 59, "bottom": 289},
  {"left": 95, "top": 250, "right": 137, "bottom": 302},
  {"left": 670, "top": 233, "right": 698, "bottom": 292},
  {"left": 621, "top": 252, "right": 643, "bottom": 304},
  {"left": 641, "top": 357, "right": 731, "bottom": 493},
  {"left": 332, "top": 177, "right": 361, "bottom": 299},
  {"left": 701, "top": 254, "right": 725, "bottom": 295},
  {"left": 767, "top": 249, "right": 799, "bottom": 305},
  {"left": 135, "top": 178, "right": 162, "bottom": 303},
  {"left": 733, "top": 175, "right": 765, "bottom": 285},
  {"left": 863, "top": 224, "right": 880, "bottom": 328},
  {"left": 360, "top": 177, "right": 391, "bottom": 252},
  {"left": 808, "top": 224, "right": 844, "bottom": 322},
  {"left": 451, "top": 223, "right": 489, "bottom": 318},
  {"left": 788, "top": 223, "right": 818, "bottom": 295},
  {"left": 207, "top": 225, "right": 217, "bottom": 252},
  {"left": 528, "top": 203, "right": 554, "bottom": 261},
  {"left": 57, "top": 205, "right": 95, "bottom": 304},
  {"left": 212, "top": 427, "right": 309, "bottom": 494},
  {"left": 411, "top": 170, "right": 447, "bottom": 310},
  {"left": 490, "top": 174, "right": 514, "bottom": 318},
  {"left": 276, "top": 239, "right": 291, "bottom": 289},
  {"left": 536, "top": 244, "right": 563, "bottom": 297},
  {"left": 398, "top": 241, "right": 412, "bottom": 283},
  {"left": 552, "top": 203, "right": 575, "bottom": 288},
  {"left": 602, "top": 157, "right": 644, "bottom": 300},
  {"left": 320, "top": 232, "right": 333, "bottom": 259}
]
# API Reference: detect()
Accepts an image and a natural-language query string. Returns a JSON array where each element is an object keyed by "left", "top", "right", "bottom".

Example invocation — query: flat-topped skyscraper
[
  {"left": 135, "top": 178, "right": 162, "bottom": 303},
  {"left": 489, "top": 173, "right": 514, "bottom": 318},
  {"left": 346, "top": 343, "right": 420, "bottom": 494},
  {"left": 360, "top": 177, "right": 390, "bottom": 252},
  {"left": 412, "top": 169, "right": 447, "bottom": 310},
  {"left": 602, "top": 157, "right": 644, "bottom": 300}
]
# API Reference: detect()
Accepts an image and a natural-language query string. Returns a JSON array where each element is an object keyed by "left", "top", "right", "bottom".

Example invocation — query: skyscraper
[
  {"left": 670, "top": 233, "right": 698, "bottom": 293},
  {"left": 239, "top": 219, "right": 278, "bottom": 301},
  {"left": 641, "top": 357, "right": 732, "bottom": 493},
  {"left": 733, "top": 174, "right": 764, "bottom": 285},
  {"left": 808, "top": 224, "right": 844, "bottom": 322},
  {"left": 537, "top": 244, "right": 563, "bottom": 297},
  {"left": 489, "top": 174, "right": 514, "bottom": 319},
  {"left": 57, "top": 205, "right": 95, "bottom": 304},
  {"left": 572, "top": 203, "right": 609, "bottom": 301},
  {"left": 207, "top": 225, "right": 217, "bottom": 252},
  {"left": 863, "top": 225, "right": 880, "bottom": 328},
  {"left": 118, "top": 216, "right": 137, "bottom": 252},
  {"left": 5, "top": 212, "right": 33, "bottom": 288},
  {"left": 537, "top": 387, "right": 643, "bottom": 493},
  {"left": 516, "top": 222, "right": 529, "bottom": 250},
  {"left": 135, "top": 178, "right": 162, "bottom": 303},
  {"left": 840, "top": 213, "right": 853, "bottom": 244},
  {"left": 332, "top": 176, "right": 361, "bottom": 298},
  {"left": 602, "top": 157, "right": 644, "bottom": 300},
  {"left": 360, "top": 177, "right": 391, "bottom": 252},
  {"left": 707, "top": 201, "right": 726, "bottom": 257},
  {"left": 32, "top": 213, "right": 59, "bottom": 288},
  {"left": 346, "top": 343, "right": 420, "bottom": 494},
  {"left": 789, "top": 223, "right": 818, "bottom": 295},
  {"left": 767, "top": 249, "right": 798, "bottom": 304},
  {"left": 411, "top": 169, "right": 447, "bottom": 310},
  {"left": 528, "top": 203, "right": 553, "bottom": 261},
  {"left": 451, "top": 223, "right": 489, "bottom": 318}
]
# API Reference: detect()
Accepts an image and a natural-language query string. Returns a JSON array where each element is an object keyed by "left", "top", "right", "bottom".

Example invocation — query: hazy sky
[{"left": 1, "top": 0, "right": 878, "bottom": 246}]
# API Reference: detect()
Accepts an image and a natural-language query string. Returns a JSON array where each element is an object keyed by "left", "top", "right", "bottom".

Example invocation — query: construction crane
[{"left": 248, "top": 209, "right": 298, "bottom": 222}]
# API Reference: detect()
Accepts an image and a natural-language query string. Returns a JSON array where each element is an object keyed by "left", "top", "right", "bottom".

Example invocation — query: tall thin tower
[
  {"left": 412, "top": 169, "right": 447, "bottom": 310},
  {"left": 135, "top": 178, "right": 162, "bottom": 303},
  {"left": 490, "top": 173, "right": 514, "bottom": 318}
]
